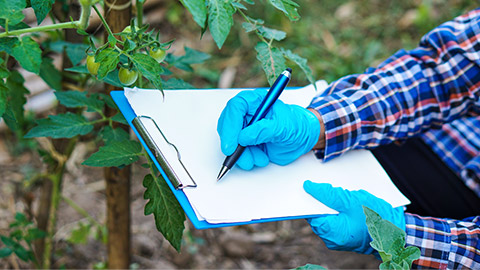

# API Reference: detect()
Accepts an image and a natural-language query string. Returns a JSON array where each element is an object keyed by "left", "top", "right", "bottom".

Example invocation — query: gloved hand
[
  {"left": 303, "top": 180, "right": 406, "bottom": 254},
  {"left": 217, "top": 89, "right": 321, "bottom": 170}
]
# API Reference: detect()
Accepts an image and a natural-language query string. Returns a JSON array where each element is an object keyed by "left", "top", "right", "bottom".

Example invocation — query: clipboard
[
  {"left": 111, "top": 89, "right": 325, "bottom": 229},
  {"left": 111, "top": 86, "right": 410, "bottom": 230}
]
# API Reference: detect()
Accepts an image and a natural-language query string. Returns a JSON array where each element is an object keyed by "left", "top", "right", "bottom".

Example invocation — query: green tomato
[
  {"left": 149, "top": 48, "right": 166, "bottom": 63},
  {"left": 86, "top": 55, "right": 100, "bottom": 76},
  {"left": 118, "top": 67, "right": 138, "bottom": 86}
]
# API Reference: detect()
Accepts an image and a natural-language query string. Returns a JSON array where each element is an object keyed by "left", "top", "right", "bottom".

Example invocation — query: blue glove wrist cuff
[{"left": 304, "top": 108, "right": 321, "bottom": 153}]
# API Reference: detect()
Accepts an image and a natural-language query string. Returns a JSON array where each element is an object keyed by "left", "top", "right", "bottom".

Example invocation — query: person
[{"left": 217, "top": 8, "right": 480, "bottom": 269}]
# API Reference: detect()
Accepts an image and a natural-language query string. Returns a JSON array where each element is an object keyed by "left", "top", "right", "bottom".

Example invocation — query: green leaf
[
  {"left": 24, "top": 112, "right": 94, "bottom": 139},
  {"left": 100, "top": 126, "right": 130, "bottom": 144},
  {"left": 0, "top": 82, "right": 8, "bottom": 117},
  {"left": 162, "top": 78, "right": 194, "bottom": 90},
  {"left": 11, "top": 36, "right": 42, "bottom": 74},
  {"left": 180, "top": 0, "right": 207, "bottom": 28},
  {"left": 281, "top": 48, "right": 315, "bottom": 86},
  {"left": 268, "top": 0, "right": 300, "bottom": 21},
  {"left": 102, "top": 68, "right": 124, "bottom": 88},
  {"left": 0, "top": 247, "right": 13, "bottom": 258},
  {"left": 39, "top": 57, "right": 62, "bottom": 91},
  {"left": 25, "top": 228, "right": 46, "bottom": 242},
  {"left": 3, "top": 71, "right": 28, "bottom": 132},
  {"left": 363, "top": 206, "right": 420, "bottom": 269},
  {"left": 0, "top": 37, "right": 19, "bottom": 54},
  {"left": 0, "top": 0, "right": 26, "bottom": 25},
  {"left": 143, "top": 173, "right": 185, "bottom": 251},
  {"left": 0, "top": 19, "right": 29, "bottom": 31},
  {"left": 95, "top": 48, "right": 120, "bottom": 79},
  {"left": 54, "top": 90, "right": 104, "bottom": 112},
  {"left": 231, "top": 1, "right": 247, "bottom": 10},
  {"left": 13, "top": 245, "right": 32, "bottom": 262},
  {"left": 131, "top": 53, "right": 163, "bottom": 90},
  {"left": 294, "top": 264, "right": 327, "bottom": 270},
  {"left": 207, "top": 0, "right": 235, "bottom": 48},
  {"left": 165, "top": 47, "right": 210, "bottom": 72},
  {"left": 257, "top": 26, "right": 286, "bottom": 41},
  {"left": 111, "top": 113, "right": 128, "bottom": 125},
  {"left": 82, "top": 140, "right": 142, "bottom": 167},
  {"left": 31, "top": 0, "right": 54, "bottom": 24},
  {"left": 255, "top": 42, "right": 286, "bottom": 85},
  {"left": 66, "top": 43, "right": 89, "bottom": 66},
  {"left": 65, "top": 65, "right": 89, "bottom": 74},
  {"left": 68, "top": 222, "right": 92, "bottom": 244}
]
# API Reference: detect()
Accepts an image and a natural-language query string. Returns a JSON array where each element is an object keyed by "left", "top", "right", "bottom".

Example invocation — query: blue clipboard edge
[{"left": 111, "top": 89, "right": 322, "bottom": 230}]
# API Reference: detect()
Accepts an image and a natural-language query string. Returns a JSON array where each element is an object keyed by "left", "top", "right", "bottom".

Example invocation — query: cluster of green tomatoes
[{"left": 85, "top": 25, "right": 168, "bottom": 86}]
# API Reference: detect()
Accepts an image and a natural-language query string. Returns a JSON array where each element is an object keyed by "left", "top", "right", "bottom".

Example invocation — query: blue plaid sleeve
[
  {"left": 405, "top": 213, "right": 480, "bottom": 269},
  {"left": 309, "top": 9, "right": 480, "bottom": 161}
]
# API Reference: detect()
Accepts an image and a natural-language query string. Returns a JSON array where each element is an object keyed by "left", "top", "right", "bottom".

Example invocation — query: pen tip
[
  {"left": 286, "top": 67, "right": 292, "bottom": 73},
  {"left": 217, "top": 166, "right": 229, "bottom": 182}
]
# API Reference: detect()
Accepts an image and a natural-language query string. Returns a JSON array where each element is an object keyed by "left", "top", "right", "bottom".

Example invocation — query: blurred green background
[{"left": 161, "top": 0, "right": 477, "bottom": 88}]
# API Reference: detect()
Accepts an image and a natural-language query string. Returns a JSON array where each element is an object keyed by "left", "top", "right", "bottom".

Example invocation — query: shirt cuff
[
  {"left": 308, "top": 93, "right": 362, "bottom": 161},
  {"left": 405, "top": 213, "right": 451, "bottom": 269}
]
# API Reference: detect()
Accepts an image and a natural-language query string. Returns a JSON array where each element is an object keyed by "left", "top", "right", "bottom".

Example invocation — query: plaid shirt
[{"left": 308, "top": 9, "right": 480, "bottom": 268}]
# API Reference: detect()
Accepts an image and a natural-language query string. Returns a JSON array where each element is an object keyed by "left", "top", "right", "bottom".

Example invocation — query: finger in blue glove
[
  {"left": 303, "top": 180, "right": 406, "bottom": 254},
  {"left": 217, "top": 89, "right": 321, "bottom": 169}
]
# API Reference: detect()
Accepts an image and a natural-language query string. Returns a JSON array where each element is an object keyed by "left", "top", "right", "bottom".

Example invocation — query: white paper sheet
[{"left": 125, "top": 82, "right": 410, "bottom": 223}]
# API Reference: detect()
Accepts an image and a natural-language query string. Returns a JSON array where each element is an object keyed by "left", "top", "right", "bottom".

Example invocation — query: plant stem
[
  {"left": 136, "top": 0, "right": 143, "bottom": 28},
  {"left": 0, "top": 21, "right": 80, "bottom": 38},
  {"left": 62, "top": 196, "right": 101, "bottom": 227},
  {"left": 92, "top": 5, "right": 115, "bottom": 38},
  {"left": 237, "top": 9, "right": 269, "bottom": 45}
]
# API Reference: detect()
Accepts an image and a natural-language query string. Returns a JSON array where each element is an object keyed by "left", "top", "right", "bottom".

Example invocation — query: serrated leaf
[
  {"left": 0, "top": 247, "right": 12, "bottom": 258},
  {"left": 24, "top": 112, "right": 94, "bottom": 139},
  {"left": 82, "top": 140, "right": 142, "bottom": 167},
  {"left": 3, "top": 71, "right": 28, "bottom": 132},
  {"left": 143, "top": 173, "right": 185, "bottom": 251},
  {"left": 0, "top": 0, "right": 26, "bottom": 25},
  {"left": 95, "top": 48, "right": 120, "bottom": 79},
  {"left": 66, "top": 43, "right": 89, "bottom": 66},
  {"left": 31, "top": 0, "right": 54, "bottom": 24},
  {"left": 0, "top": 37, "right": 19, "bottom": 54},
  {"left": 11, "top": 36, "right": 42, "bottom": 74},
  {"left": 39, "top": 57, "right": 62, "bottom": 91},
  {"left": 281, "top": 48, "right": 315, "bottom": 86},
  {"left": 268, "top": 0, "right": 300, "bottom": 21},
  {"left": 258, "top": 26, "right": 286, "bottom": 41},
  {"left": 180, "top": 0, "right": 207, "bottom": 28},
  {"left": 54, "top": 90, "right": 104, "bottom": 112},
  {"left": 207, "top": 0, "right": 235, "bottom": 48},
  {"left": 101, "top": 126, "right": 130, "bottom": 144},
  {"left": 131, "top": 53, "right": 163, "bottom": 90},
  {"left": 255, "top": 42, "right": 286, "bottom": 85}
]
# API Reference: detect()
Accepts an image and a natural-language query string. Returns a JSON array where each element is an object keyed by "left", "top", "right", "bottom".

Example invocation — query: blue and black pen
[{"left": 217, "top": 68, "right": 292, "bottom": 182}]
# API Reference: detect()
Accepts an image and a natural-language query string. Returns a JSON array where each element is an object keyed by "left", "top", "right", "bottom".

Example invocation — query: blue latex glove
[
  {"left": 217, "top": 89, "right": 321, "bottom": 170},
  {"left": 303, "top": 180, "right": 406, "bottom": 254}
]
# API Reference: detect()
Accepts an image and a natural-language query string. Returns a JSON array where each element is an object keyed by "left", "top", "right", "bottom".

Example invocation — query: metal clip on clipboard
[{"left": 132, "top": 115, "right": 197, "bottom": 190}]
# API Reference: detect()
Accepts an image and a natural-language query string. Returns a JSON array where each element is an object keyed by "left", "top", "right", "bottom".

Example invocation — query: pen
[{"left": 217, "top": 68, "right": 292, "bottom": 182}]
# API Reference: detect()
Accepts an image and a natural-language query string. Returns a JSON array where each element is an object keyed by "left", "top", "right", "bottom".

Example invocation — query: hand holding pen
[{"left": 216, "top": 68, "right": 322, "bottom": 181}]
